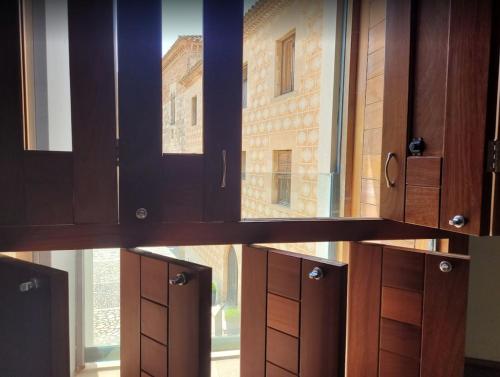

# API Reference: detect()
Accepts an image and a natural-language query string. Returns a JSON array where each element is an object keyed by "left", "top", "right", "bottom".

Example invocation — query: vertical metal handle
[
  {"left": 384, "top": 152, "right": 396, "bottom": 188},
  {"left": 221, "top": 149, "right": 227, "bottom": 188}
]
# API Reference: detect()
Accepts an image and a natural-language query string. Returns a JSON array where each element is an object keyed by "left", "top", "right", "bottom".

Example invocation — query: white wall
[{"left": 466, "top": 236, "right": 500, "bottom": 362}]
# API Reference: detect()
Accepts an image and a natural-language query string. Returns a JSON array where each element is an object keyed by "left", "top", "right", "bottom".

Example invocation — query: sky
[{"left": 162, "top": 0, "right": 258, "bottom": 55}]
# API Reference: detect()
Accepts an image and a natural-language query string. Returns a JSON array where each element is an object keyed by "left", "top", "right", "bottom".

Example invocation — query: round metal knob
[
  {"left": 19, "top": 278, "right": 40, "bottom": 293},
  {"left": 308, "top": 267, "right": 324, "bottom": 281},
  {"left": 135, "top": 208, "right": 148, "bottom": 220},
  {"left": 439, "top": 261, "right": 453, "bottom": 273},
  {"left": 409, "top": 137, "right": 425, "bottom": 156},
  {"left": 448, "top": 215, "right": 466, "bottom": 228},
  {"left": 169, "top": 273, "right": 188, "bottom": 286}
]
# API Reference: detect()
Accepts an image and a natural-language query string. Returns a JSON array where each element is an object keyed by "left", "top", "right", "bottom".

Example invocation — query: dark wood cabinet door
[
  {"left": 118, "top": 0, "right": 243, "bottom": 224},
  {"left": 347, "top": 242, "right": 470, "bottom": 377},
  {"left": 0, "top": 0, "right": 117, "bottom": 226},
  {"left": 0, "top": 254, "right": 69, "bottom": 377},
  {"left": 120, "top": 249, "right": 211, "bottom": 377},
  {"left": 380, "top": 0, "right": 499, "bottom": 235},
  {"left": 241, "top": 245, "right": 347, "bottom": 377}
]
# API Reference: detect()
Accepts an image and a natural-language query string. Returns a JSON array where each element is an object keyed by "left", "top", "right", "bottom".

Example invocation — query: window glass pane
[
  {"left": 21, "top": 0, "right": 73, "bottom": 151},
  {"left": 162, "top": 0, "right": 203, "bottom": 154},
  {"left": 83, "top": 249, "right": 120, "bottom": 363},
  {"left": 242, "top": 0, "right": 386, "bottom": 219}
]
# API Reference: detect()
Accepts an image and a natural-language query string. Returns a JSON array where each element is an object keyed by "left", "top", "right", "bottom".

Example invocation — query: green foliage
[
  {"left": 224, "top": 306, "right": 241, "bottom": 322},
  {"left": 211, "top": 282, "right": 217, "bottom": 292}
]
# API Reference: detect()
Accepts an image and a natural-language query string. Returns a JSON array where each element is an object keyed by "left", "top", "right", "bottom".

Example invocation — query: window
[
  {"left": 191, "top": 96, "right": 197, "bottom": 125},
  {"left": 242, "top": 151, "right": 246, "bottom": 180},
  {"left": 273, "top": 150, "right": 292, "bottom": 207},
  {"left": 170, "top": 92, "right": 176, "bottom": 125},
  {"left": 278, "top": 32, "right": 295, "bottom": 95},
  {"left": 242, "top": 63, "right": 248, "bottom": 108}
]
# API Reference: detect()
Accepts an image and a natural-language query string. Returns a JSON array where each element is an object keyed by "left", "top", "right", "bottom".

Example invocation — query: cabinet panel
[
  {"left": 241, "top": 245, "right": 268, "bottom": 377},
  {"left": 347, "top": 242, "right": 470, "bottom": 377},
  {"left": 118, "top": 0, "right": 243, "bottom": 224},
  {"left": 380, "top": 318, "right": 421, "bottom": 360},
  {"left": 405, "top": 186, "right": 440, "bottom": 228},
  {"left": 141, "top": 298, "right": 168, "bottom": 345},
  {"left": 121, "top": 249, "right": 211, "bottom": 377},
  {"left": 266, "top": 328, "right": 299, "bottom": 374},
  {"left": 380, "top": 0, "right": 413, "bottom": 221},
  {"left": 268, "top": 252, "right": 301, "bottom": 301},
  {"left": 0, "top": 0, "right": 117, "bottom": 226},
  {"left": 141, "top": 335, "right": 167, "bottom": 377},
  {"left": 440, "top": 0, "right": 495, "bottom": 235},
  {"left": 346, "top": 243, "right": 382, "bottom": 377},
  {"left": 0, "top": 1, "right": 25, "bottom": 226},
  {"left": 267, "top": 293, "right": 300, "bottom": 337},
  {"left": 421, "top": 253, "right": 469, "bottom": 377},
  {"left": 0, "top": 254, "right": 69, "bottom": 377},
  {"left": 241, "top": 245, "right": 347, "bottom": 377},
  {"left": 379, "top": 350, "right": 420, "bottom": 377}
]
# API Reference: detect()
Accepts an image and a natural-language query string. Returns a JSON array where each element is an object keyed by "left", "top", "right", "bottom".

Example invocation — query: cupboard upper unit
[
  {"left": 1, "top": 0, "right": 498, "bottom": 238},
  {"left": 381, "top": 0, "right": 499, "bottom": 236}
]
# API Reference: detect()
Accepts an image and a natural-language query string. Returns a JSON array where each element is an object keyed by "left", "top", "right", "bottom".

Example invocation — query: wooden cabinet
[
  {"left": 118, "top": 0, "right": 243, "bottom": 224},
  {"left": 121, "top": 249, "right": 212, "bottom": 377},
  {"left": 0, "top": 0, "right": 117, "bottom": 227},
  {"left": 0, "top": 254, "right": 69, "bottom": 377},
  {"left": 241, "top": 245, "right": 347, "bottom": 377},
  {"left": 347, "top": 242, "right": 470, "bottom": 377},
  {"left": 381, "top": 0, "right": 499, "bottom": 236}
]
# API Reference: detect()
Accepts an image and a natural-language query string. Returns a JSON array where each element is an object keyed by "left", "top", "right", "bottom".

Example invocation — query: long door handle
[
  {"left": 384, "top": 152, "right": 396, "bottom": 188},
  {"left": 221, "top": 149, "right": 227, "bottom": 188}
]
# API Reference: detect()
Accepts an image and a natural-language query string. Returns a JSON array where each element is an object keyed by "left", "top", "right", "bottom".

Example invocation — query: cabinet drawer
[
  {"left": 406, "top": 156, "right": 441, "bottom": 187},
  {"left": 141, "top": 298, "right": 168, "bottom": 345},
  {"left": 380, "top": 318, "right": 421, "bottom": 360},
  {"left": 268, "top": 252, "right": 301, "bottom": 300},
  {"left": 141, "top": 335, "right": 167, "bottom": 377},
  {"left": 141, "top": 256, "right": 168, "bottom": 306},
  {"left": 405, "top": 186, "right": 440, "bottom": 228},
  {"left": 379, "top": 350, "right": 420, "bottom": 377},
  {"left": 266, "top": 362, "right": 297, "bottom": 377},
  {"left": 267, "top": 293, "right": 300, "bottom": 337},
  {"left": 266, "top": 327, "right": 299, "bottom": 374},
  {"left": 382, "top": 248, "right": 424, "bottom": 291},
  {"left": 381, "top": 287, "right": 422, "bottom": 326}
]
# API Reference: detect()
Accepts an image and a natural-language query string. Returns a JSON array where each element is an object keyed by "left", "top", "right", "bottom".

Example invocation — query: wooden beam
[{"left": 0, "top": 219, "right": 456, "bottom": 252}]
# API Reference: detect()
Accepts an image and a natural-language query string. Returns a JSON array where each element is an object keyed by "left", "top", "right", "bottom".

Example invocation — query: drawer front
[
  {"left": 268, "top": 252, "right": 301, "bottom": 300},
  {"left": 382, "top": 248, "right": 424, "bottom": 291},
  {"left": 266, "top": 327, "right": 299, "bottom": 374},
  {"left": 405, "top": 185, "right": 440, "bottom": 228},
  {"left": 406, "top": 156, "right": 441, "bottom": 187},
  {"left": 379, "top": 350, "right": 420, "bottom": 377},
  {"left": 380, "top": 318, "right": 421, "bottom": 360},
  {"left": 141, "top": 335, "right": 167, "bottom": 377},
  {"left": 267, "top": 293, "right": 300, "bottom": 337},
  {"left": 266, "top": 362, "right": 297, "bottom": 377},
  {"left": 141, "top": 298, "right": 168, "bottom": 345},
  {"left": 381, "top": 286, "right": 423, "bottom": 326},
  {"left": 141, "top": 256, "right": 168, "bottom": 306}
]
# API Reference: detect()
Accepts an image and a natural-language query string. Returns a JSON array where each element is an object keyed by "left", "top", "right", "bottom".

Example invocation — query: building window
[
  {"left": 277, "top": 32, "right": 295, "bottom": 95},
  {"left": 170, "top": 92, "right": 176, "bottom": 125},
  {"left": 242, "top": 151, "right": 246, "bottom": 180},
  {"left": 273, "top": 150, "right": 292, "bottom": 207},
  {"left": 242, "top": 64, "right": 248, "bottom": 108},
  {"left": 191, "top": 96, "right": 197, "bottom": 126}
]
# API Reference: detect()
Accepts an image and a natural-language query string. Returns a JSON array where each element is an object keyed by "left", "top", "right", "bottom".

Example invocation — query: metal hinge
[
  {"left": 487, "top": 140, "right": 500, "bottom": 173},
  {"left": 116, "top": 139, "right": 120, "bottom": 166}
]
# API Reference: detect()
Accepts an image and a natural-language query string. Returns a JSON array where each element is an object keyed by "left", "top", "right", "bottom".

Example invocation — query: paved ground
[{"left": 92, "top": 249, "right": 120, "bottom": 346}]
